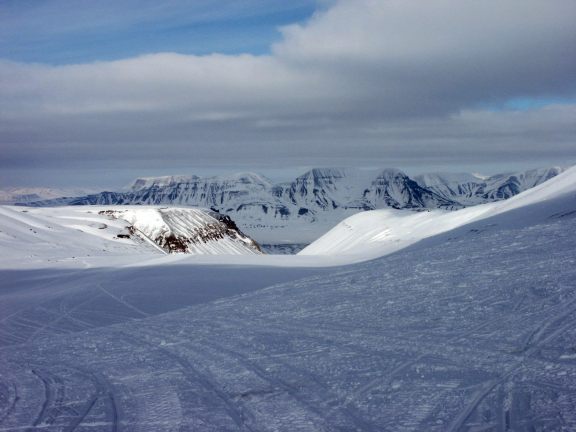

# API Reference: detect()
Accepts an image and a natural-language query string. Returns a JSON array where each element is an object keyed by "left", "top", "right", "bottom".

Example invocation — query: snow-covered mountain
[
  {"left": 301, "top": 165, "right": 576, "bottom": 259},
  {"left": 414, "top": 166, "right": 564, "bottom": 205},
  {"left": 364, "top": 168, "right": 459, "bottom": 210},
  {"left": 128, "top": 175, "right": 201, "bottom": 192},
  {"left": 127, "top": 173, "right": 276, "bottom": 211},
  {"left": 273, "top": 168, "right": 371, "bottom": 211},
  {"left": 22, "top": 168, "right": 458, "bottom": 245},
  {"left": 23, "top": 166, "right": 562, "bottom": 247},
  {"left": 0, "top": 206, "right": 261, "bottom": 268}
]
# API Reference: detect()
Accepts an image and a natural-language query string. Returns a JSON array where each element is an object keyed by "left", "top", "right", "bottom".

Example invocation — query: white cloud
[{"left": 0, "top": 0, "right": 575, "bottom": 180}]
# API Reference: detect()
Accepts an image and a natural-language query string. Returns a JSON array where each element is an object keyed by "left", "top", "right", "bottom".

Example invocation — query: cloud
[{"left": 1, "top": 0, "right": 575, "bottom": 184}]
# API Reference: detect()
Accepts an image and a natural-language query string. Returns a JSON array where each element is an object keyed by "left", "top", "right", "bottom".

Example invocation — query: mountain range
[
  {"left": 0, "top": 187, "right": 96, "bottom": 205},
  {"left": 414, "top": 167, "right": 564, "bottom": 205},
  {"left": 22, "top": 166, "right": 564, "bottom": 248}
]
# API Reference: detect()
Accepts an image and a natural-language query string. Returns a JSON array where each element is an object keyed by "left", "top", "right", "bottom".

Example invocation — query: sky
[{"left": 0, "top": 0, "right": 575, "bottom": 188}]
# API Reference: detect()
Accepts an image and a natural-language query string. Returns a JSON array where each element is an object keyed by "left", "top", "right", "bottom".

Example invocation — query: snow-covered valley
[
  {"left": 23, "top": 166, "right": 564, "bottom": 249},
  {"left": 1, "top": 166, "right": 575, "bottom": 431}
]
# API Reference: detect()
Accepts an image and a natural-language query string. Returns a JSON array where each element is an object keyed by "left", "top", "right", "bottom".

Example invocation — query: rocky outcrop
[{"left": 99, "top": 208, "right": 262, "bottom": 255}]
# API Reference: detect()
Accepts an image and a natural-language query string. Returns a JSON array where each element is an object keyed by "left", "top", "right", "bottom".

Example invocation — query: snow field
[{"left": 0, "top": 165, "right": 575, "bottom": 430}]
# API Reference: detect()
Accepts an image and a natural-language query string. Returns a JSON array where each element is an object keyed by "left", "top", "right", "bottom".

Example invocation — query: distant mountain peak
[
  {"left": 416, "top": 166, "right": 566, "bottom": 205},
  {"left": 366, "top": 169, "right": 460, "bottom": 210},
  {"left": 375, "top": 167, "right": 407, "bottom": 178},
  {"left": 129, "top": 175, "right": 200, "bottom": 191},
  {"left": 217, "top": 172, "right": 274, "bottom": 186}
]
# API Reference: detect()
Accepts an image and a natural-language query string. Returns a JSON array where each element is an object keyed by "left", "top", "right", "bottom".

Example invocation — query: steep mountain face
[
  {"left": 127, "top": 173, "right": 275, "bottom": 210},
  {"left": 24, "top": 166, "right": 564, "bottom": 247},
  {"left": 273, "top": 168, "right": 373, "bottom": 212},
  {"left": 364, "top": 169, "right": 461, "bottom": 210},
  {"left": 415, "top": 167, "right": 564, "bottom": 205},
  {"left": 412, "top": 172, "right": 486, "bottom": 205}
]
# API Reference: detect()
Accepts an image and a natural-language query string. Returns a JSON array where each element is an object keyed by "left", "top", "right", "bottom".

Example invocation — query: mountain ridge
[{"left": 21, "top": 166, "right": 565, "bottom": 246}]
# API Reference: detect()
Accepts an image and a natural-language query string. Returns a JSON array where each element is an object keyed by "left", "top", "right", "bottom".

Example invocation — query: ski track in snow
[{"left": 1, "top": 208, "right": 576, "bottom": 430}]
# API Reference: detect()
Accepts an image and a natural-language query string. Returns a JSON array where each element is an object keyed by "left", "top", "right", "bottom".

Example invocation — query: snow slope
[
  {"left": 1, "top": 166, "right": 576, "bottom": 430},
  {"left": 301, "top": 165, "right": 576, "bottom": 259},
  {"left": 0, "top": 206, "right": 261, "bottom": 269}
]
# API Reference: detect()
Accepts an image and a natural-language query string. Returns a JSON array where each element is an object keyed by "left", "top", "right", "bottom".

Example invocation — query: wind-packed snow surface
[{"left": 1, "top": 167, "right": 576, "bottom": 430}]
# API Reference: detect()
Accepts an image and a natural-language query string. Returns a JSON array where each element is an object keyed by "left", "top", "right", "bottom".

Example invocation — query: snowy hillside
[
  {"left": 1, "top": 167, "right": 576, "bottom": 430},
  {"left": 302, "top": 165, "right": 576, "bottom": 259},
  {"left": 0, "top": 206, "right": 261, "bottom": 268},
  {"left": 24, "top": 167, "right": 562, "bottom": 248}
]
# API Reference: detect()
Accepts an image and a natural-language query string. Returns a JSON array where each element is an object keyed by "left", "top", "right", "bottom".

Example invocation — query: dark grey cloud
[{"left": 1, "top": 0, "right": 575, "bottom": 186}]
